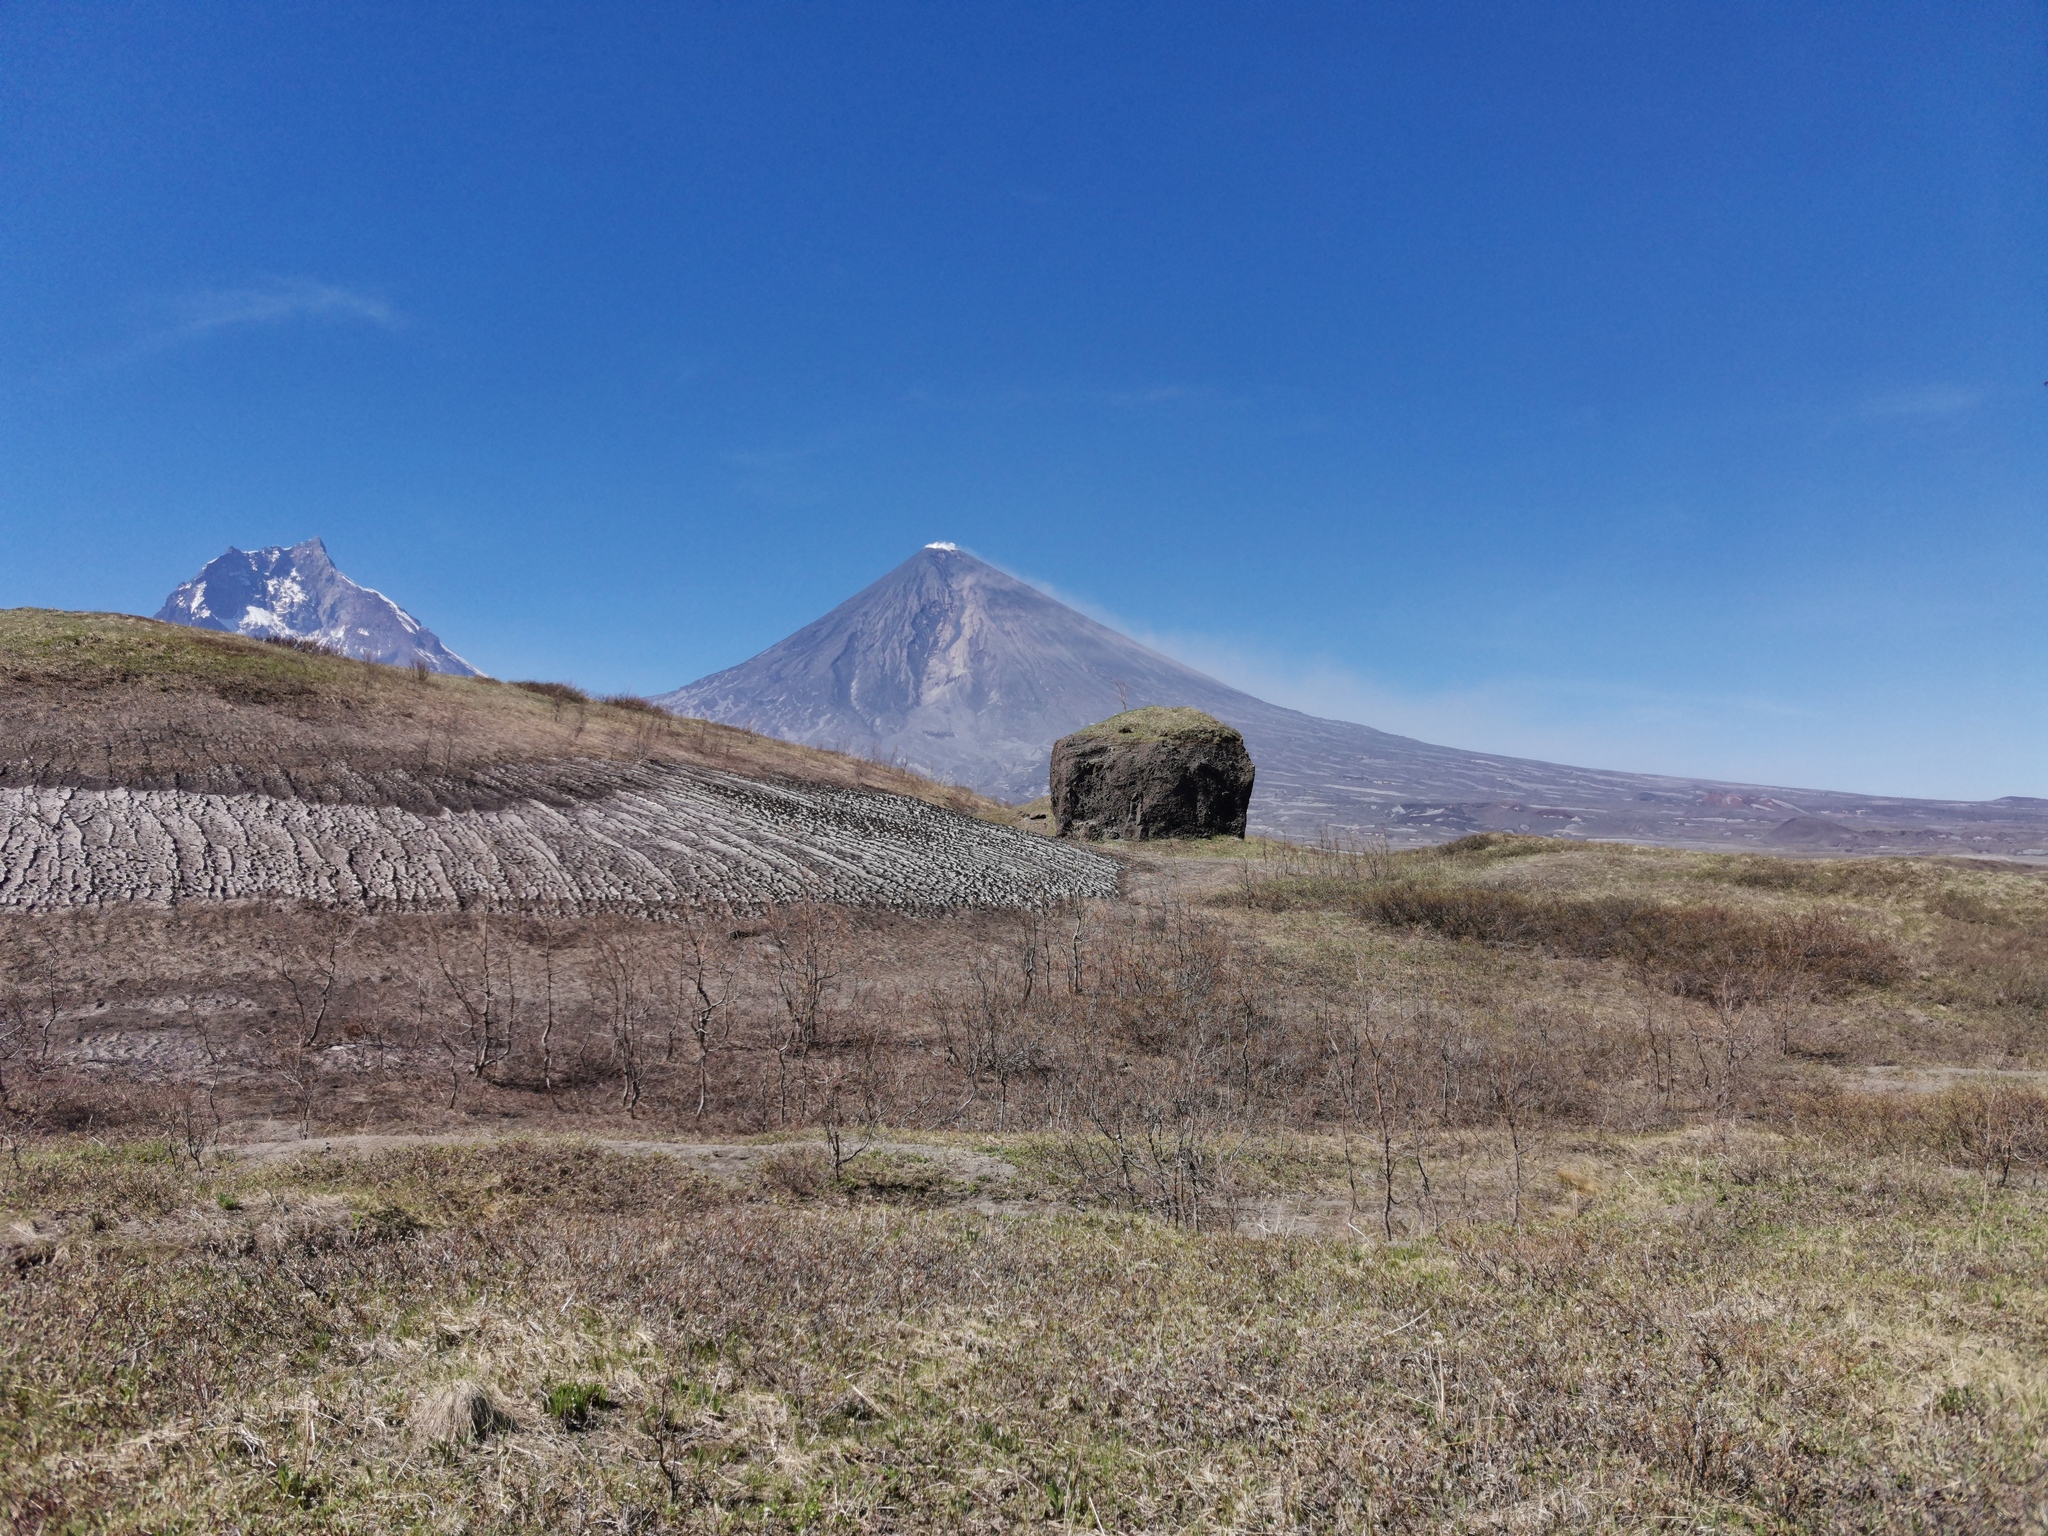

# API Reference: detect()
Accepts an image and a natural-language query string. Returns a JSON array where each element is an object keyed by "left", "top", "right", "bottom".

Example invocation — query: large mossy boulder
[{"left": 1050, "top": 707, "right": 1255, "bottom": 841}]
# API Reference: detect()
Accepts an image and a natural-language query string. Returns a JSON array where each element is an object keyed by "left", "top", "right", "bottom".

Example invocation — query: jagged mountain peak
[{"left": 156, "top": 538, "right": 480, "bottom": 676}]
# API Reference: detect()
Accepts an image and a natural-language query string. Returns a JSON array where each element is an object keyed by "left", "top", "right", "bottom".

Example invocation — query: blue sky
[{"left": 2, "top": 2, "right": 2042, "bottom": 798}]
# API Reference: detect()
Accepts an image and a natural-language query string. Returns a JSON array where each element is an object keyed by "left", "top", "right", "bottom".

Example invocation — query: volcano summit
[{"left": 656, "top": 547, "right": 2048, "bottom": 855}]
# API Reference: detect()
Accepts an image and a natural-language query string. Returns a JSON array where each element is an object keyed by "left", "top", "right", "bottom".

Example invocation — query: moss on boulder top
[{"left": 1067, "top": 706, "right": 1242, "bottom": 746}]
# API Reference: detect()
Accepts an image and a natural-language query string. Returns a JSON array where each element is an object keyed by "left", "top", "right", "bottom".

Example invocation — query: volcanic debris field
[
  {"left": 0, "top": 763, "right": 1118, "bottom": 914},
  {"left": 0, "top": 610, "right": 1117, "bottom": 915}
]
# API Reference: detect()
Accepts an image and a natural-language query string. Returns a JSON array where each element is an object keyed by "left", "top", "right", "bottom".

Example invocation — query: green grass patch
[{"left": 544, "top": 1380, "right": 612, "bottom": 1430}]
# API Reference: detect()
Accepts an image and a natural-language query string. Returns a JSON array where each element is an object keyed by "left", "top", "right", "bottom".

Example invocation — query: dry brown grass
[
  {"left": 1795, "top": 1083, "right": 2048, "bottom": 1185},
  {"left": 0, "top": 827, "right": 2038, "bottom": 1163},
  {"left": 1243, "top": 878, "right": 1902, "bottom": 1005},
  {"left": 1, "top": 1134, "right": 2042, "bottom": 1531},
  {"left": 0, "top": 608, "right": 1003, "bottom": 817},
  {"left": 412, "top": 1379, "right": 515, "bottom": 1447},
  {"left": 4, "top": 763, "right": 2048, "bottom": 1526},
  {"left": 1205, "top": 831, "right": 2045, "bottom": 1058}
]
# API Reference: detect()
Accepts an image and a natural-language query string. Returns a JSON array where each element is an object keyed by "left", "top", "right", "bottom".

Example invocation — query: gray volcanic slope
[
  {"left": 157, "top": 537, "right": 480, "bottom": 676},
  {"left": 656, "top": 546, "right": 2048, "bottom": 856},
  {"left": 0, "top": 761, "right": 1119, "bottom": 915}
]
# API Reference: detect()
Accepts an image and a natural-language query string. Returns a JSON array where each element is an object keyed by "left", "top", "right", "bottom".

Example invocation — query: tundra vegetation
[{"left": 1, "top": 616, "right": 2045, "bottom": 1530}]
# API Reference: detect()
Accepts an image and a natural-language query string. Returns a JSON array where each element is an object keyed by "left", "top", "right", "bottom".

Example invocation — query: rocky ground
[{"left": 0, "top": 760, "right": 1120, "bottom": 915}]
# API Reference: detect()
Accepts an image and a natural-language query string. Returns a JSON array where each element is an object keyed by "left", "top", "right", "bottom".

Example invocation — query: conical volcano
[
  {"left": 656, "top": 544, "right": 1259, "bottom": 800},
  {"left": 655, "top": 546, "right": 2048, "bottom": 853}
]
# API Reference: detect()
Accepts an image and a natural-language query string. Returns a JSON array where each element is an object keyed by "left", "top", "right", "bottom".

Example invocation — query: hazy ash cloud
[{"left": 982, "top": 556, "right": 2043, "bottom": 798}]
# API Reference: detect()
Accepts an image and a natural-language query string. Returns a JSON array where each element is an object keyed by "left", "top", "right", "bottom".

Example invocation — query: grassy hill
[{"left": 0, "top": 608, "right": 1010, "bottom": 816}]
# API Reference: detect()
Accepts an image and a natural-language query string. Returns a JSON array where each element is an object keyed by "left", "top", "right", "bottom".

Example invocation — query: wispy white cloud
[
  {"left": 169, "top": 282, "right": 397, "bottom": 342},
  {"left": 1098, "top": 383, "right": 1204, "bottom": 407},
  {"left": 60, "top": 277, "right": 404, "bottom": 379},
  {"left": 163, "top": 277, "right": 400, "bottom": 342}
]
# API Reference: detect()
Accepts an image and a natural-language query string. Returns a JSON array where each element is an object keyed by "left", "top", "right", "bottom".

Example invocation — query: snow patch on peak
[{"left": 154, "top": 539, "right": 481, "bottom": 677}]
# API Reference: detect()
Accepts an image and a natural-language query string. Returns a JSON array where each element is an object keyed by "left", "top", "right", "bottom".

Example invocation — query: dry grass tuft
[
  {"left": 3, "top": 1221, "right": 56, "bottom": 1272},
  {"left": 412, "top": 1379, "right": 513, "bottom": 1446},
  {"left": 256, "top": 635, "right": 342, "bottom": 659}
]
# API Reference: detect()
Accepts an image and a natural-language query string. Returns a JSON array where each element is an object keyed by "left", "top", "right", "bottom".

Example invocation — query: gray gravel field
[{"left": 0, "top": 759, "right": 1118, "bottom": 914}]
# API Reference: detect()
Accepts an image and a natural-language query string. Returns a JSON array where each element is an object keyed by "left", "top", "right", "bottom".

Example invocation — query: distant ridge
[
  {"left": 156, "top": 537, "right": 480, "bottom": 676},
  {"left": 656, "top": 546, "right": 2048, "bottom": 856}
]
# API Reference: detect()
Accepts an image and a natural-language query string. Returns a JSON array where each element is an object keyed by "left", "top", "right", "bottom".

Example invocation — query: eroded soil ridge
[{"left": 0, "top": 760, "right": 1118, "bottom": 913}]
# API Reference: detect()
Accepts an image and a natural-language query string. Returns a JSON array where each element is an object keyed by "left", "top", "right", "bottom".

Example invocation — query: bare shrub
[
  {"left": 245, "top": 994, "right": 324, "bottom": 1139},
  {"left": 1048, "top": 1056, "right": 1248, "bottom": 1229},
  {"left": 770, "top": 905, "right": 847, "bottom": 1057},
  {"left": 932, "top": 912, "right": 1066, "bottom": 1129},
  {"left": 524, "top": 918, "right": 567, "bottom": 1092},
  {"left": 756, "top": 1144, "right": 834, "bottom": 1199},
  {"left": 591, "top": 928, "right": 654, "bottom": 1115},
  {"left": 1320, "top": 1005, "right": 1410, "bottom": 1237},
  {"left": 1798, "top": 1084, "right": 2048, "bottom": 1186},
  {"left": 758, "top": 906, "right": 864, "bottom": 1126},
  {"left": 430, "top": 916, "right": 520, "bottom": 1083},
  {"left": 1942, "top": 1085, "right": 2048, "bottom": 1186},
  {"left": 1237, "top": 878, "right": 1901, "bottom": 1007},
  {"left": 667, "top": 914, "right": 735, "bottom": 1117},
  {"left": 511, "top": 680, "right": 589, "bottom": 704},
  {"left": 1315, "top": 993, "right": 1517, "bottom": 1235},
  {"left": 270, "top": 913, "right": 355, "bottom": 1049},
  {"left": 1042, "top": 905, "right": 1263, "bottom": 1228}
]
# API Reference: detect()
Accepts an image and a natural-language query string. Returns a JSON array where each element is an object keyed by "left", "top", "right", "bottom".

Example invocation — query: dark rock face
[{"left": 1051, "top": 707, "right": 1254, "bottom": 841}]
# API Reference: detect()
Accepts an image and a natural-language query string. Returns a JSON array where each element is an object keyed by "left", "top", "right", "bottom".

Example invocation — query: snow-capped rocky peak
[{"left": 155, "top": 537, "right": 481, "bottom": 675}]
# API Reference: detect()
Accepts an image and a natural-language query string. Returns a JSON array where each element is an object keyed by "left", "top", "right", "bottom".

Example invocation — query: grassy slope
[
  {"left": 0, "top": 609, "right": 1014, "bottom": 818},
  {"left": 1150, "top": 831, "right": 2048, "bottom": 1072},
  {"left": 1, "top": 1135, "right": 2040, "bottom": 1531}
]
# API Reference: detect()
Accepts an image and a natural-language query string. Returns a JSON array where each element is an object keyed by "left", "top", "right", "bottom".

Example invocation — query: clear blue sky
[{"left": 2, "top": 3, "right": 2042, "bottom": 798}]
